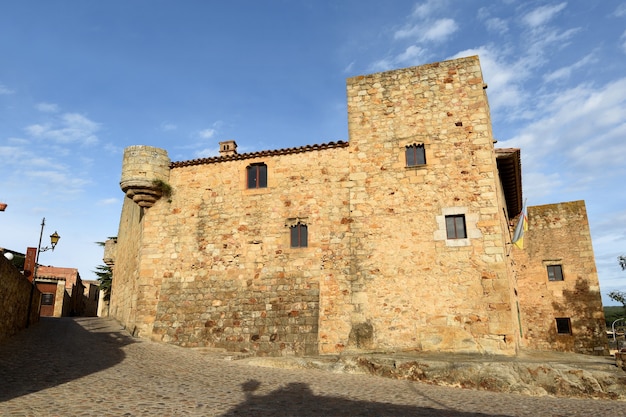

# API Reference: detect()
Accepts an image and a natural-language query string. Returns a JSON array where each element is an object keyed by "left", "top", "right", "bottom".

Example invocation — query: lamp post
[
  {"left": 34, "top": 217, "right": 61, "bottom": 272},
  {"left": 26, "top": 217, "right": 61, "bottom": 327}
]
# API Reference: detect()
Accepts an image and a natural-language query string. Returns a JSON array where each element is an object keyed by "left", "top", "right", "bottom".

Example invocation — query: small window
[
  {"left": 555, "top": 317, "right": 571, "bottom": 334},
  {"left": 41, "top": 293, "right": 54, "bottom": 305},
  {"left": 547, "top": 265, "right": 564, "bottom": 281},
  {"left": 290, "top": 223, "right": 308, "bottom": 248},
  {"left": 247, "top": 163, "right": 267, "bottom": 189},
  {"left": 445, "top": 215, "right": 467, "bottom": 239},
  {"left": 406, "top": 144, "right": 426, "bottom": 166}
]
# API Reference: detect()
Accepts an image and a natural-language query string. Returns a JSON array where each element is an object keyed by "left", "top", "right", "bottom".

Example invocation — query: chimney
[{"left": 219, "top": 140, "right": 238, "bottom": 156}]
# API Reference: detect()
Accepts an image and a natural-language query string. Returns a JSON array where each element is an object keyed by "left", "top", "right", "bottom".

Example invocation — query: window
[
  {"left": 547, "top": 265, "right": 564, "bottom": 281},
  {"left": 555, "top": 317, "right": 572, "bottom": 334},
  {"left": 247, "top": 163, "right": 267, "bottom": 189},
  {"left": 41, "top": 293, "right": 54, "bottom": 305},
  {"left": 290, "top": 223, "right": 308, "bottom": 248},
  {"left": 406, "top": 144, "right": 426, "bottom": 166},
  {"left": 445, "top": 215, "right": 467, "bottom": 239}
]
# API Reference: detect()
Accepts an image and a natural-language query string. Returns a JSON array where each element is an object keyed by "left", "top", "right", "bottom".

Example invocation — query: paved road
[{"left": 0, "top": 317, "right": 624, "bottom": 416}]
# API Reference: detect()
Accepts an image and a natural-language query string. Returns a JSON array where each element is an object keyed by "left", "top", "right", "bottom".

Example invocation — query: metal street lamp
[
  {"left": 34, "top": 217, "right": 61, "bottom": 281},
  {"left": 26, "top": 217, "right": 61, "bottom": 327},
  {"left": 36, "top": 218, "right": 60, "bottom": 259}
]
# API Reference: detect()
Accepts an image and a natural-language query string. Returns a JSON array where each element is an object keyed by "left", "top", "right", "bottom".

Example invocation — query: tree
[
  {"left": 94, "top": 240, "right": 115, "bottom": 301},
  {"left": 94, "top": 264, "right": 112, "bottom": 301},
  {"left": 608, "top": 290, "right": 626, "bottom": 317}
]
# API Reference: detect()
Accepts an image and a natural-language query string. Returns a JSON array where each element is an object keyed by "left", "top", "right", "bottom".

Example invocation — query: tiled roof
[
  {"left": 495, "top": 148, "right": 523, "bottom": 218},
  {"left": 36, "top": 266, "right": 81, "bottom": 289},
  {"left": 171, "top": 140, "right": 349, "bottom": 168}
]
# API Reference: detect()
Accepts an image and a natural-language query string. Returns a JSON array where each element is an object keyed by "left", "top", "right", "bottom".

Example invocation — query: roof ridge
[{"left": 171, "top": 140, "right": 349, "bottom": 168}]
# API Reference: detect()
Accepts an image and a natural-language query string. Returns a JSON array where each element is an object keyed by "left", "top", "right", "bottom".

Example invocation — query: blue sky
[{"left": 1, "top": 1, "right": 625, "bottom": 305}]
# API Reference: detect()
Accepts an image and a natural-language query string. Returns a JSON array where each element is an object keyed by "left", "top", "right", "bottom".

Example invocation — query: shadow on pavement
[
  {"left": 220, "top": 379, "right": 511, "bottom": 417},
  {"left": 0, "top": 317, "right": 134, "bottom": 402}
]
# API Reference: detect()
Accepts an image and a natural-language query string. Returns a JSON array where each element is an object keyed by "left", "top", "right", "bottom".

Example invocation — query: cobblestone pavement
[{"left": 0, "top": 317, "right": 624, "bottom": 417}]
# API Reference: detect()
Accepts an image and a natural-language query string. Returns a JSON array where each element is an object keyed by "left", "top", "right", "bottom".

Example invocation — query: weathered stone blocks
[{"left": 120, "top": 145, "right": 171, "bottom": 208}]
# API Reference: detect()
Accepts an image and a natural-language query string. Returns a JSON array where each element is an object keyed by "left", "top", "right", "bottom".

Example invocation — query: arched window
[
  {"left": 290, "top": 223, "right": 308, "bottom": 248},
  {"left": 405, "top": 143, "right": 426, "bottom": 166},
  {"left": 247, "top": 163, "right": 267, "bottom": 189}
]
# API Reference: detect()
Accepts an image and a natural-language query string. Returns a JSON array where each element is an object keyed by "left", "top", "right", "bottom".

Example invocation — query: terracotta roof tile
[{"left": 171, "top": 140, "right": 349, "bottom": 168}]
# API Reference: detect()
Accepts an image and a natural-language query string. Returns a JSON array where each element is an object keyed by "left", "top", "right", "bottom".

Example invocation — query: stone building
[
  {"left": 106, "top": 56, "right": 607, "bottom": 357},
  {"left": 35, "top": 266, "right": 85, "bottom": 317},
  {"left": 82, "top": 280, "right": 101, "bottom": 317},
  {"left": 516, "top": 201, "right": 606, "bottom": 354}
]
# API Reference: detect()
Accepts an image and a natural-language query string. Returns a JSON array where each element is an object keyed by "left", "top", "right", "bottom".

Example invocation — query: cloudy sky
[{"left": 0, "top": 1, "right": 625, "bottom": 304}]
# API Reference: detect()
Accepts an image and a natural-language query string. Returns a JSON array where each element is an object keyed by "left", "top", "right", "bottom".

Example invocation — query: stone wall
[
  {"left": 110, "top": 56, "right": 522, "bottom": 356},
  {"left": 110, "top": 56, "right": 605, "bottom": 357},
  {"left": 516, "top": 201, "right": 608, "bottom": 354},
  {"left": 342, "top": 56, "right": 519, "bottom": 354},
  {"left": 145, "top": 144, "right": 352, "bottom": 356},
  {"left": 108, "top": 197, "right": 143, "bottom": 335},
  {"left": 0, "top": 255, "right": 40, "bottom": 341}
]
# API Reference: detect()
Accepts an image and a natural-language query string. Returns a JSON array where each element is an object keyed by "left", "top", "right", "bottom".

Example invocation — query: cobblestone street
[{"left": 0, "top": 317, "right": 624, "bottom": 416}]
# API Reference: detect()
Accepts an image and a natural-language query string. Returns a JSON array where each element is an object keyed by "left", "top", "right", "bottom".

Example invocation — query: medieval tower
[{"left": 107, "top": 56, "right": 607, "bottom": 357}]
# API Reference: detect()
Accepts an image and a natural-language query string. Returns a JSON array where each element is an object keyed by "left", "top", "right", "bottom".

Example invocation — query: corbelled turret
[{"left": 120, "top": 145, "right": 171, "bottom": 208}]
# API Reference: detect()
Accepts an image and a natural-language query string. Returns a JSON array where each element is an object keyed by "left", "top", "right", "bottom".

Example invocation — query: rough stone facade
[
  {"left": 108, "top": 56, "right": 606, "bottom": 357},
  {"left": 516, "top": 201, "right": 607, "bottom": 354},
  {"left": 0, "top": 255, "right": 40, "bottom": 340}
]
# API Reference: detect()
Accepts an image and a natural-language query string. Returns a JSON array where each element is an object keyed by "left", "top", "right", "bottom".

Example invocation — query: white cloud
[
  {"left": 520, "top": 171, "right": 563, "bottom": 200},
  {"left": 411, "top": 0, "right": 446, "bottom": 19},
  {"left": 485, "top": 17, "right": 509, "bottom": 34},
  {"left": 589, "top": 209, "right": 626, "bottom": 300},
  {"left": 499, "top": 76, "right": 626, "bottom": 198},
  {"left": 614, "top": 3, "right": 626, "bottom": 17},
  {"left": 396, "top": 45, "right": 426, "bottom": 66},
  {"left": 522, "top": 2, "right": 567, "bottom": 28},
  {"left": 197, "top": 128, "right": 216, "bottom": 139},
  {"left": 394, "top": 18, "right": 458, "bottom": 43},
  {"left": 6, "top": 137, "right": 29, "bottom": 145},
  {"left": 543, "top": 53, "right": 596, "bottom": 83},
  {"left": 451, "top": 46, "right": 530, "bottom": 116},
  {"left": 394, "top": 24, "right": 420, "bottom": 40},
  {"left": 25, "top": 169, "right": 91, "bottom": 195},
  {"left": 195, "top": 147, "right": 219, "bottom": 158},
  {"left": 0, "top": 83, "right": 14, "bottom": 95},
  {"left": 535, "top": 27, "right": 580, "bottom": 49},
  {"left": 98, "top": 197, "right": 119, "bottom": 205},
  {"left": 26, "top": 113, "right": 100, "bottom": 145},
  {"left": 36, "top": 102, "right": 59, "bottom": 113},
  {"left": 160, "top": 122, "right": 177, "bottom": 131},
  {"left": 423, "top": 18, "right": 458, "bottom": 42},
  {"left": 0, "top": 145, "right": 31, "bottom": 163},
  {"left": 368, "top": 58, "right": 395, "bottom": 73}
]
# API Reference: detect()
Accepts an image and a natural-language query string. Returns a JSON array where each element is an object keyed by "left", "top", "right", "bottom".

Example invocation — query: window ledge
[
  {"left": 405, "top": 164, "right": 427, "bottom": 170},
  {"left": 243, "top": 187, "right": 270, "bottom": 195}
]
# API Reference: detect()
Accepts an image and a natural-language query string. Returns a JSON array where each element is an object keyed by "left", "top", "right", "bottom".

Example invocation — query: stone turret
[
  {"left": 120, "top": 145, "right": 171, "bottom": 208},
  {"left": 103, "top": 238, "right": 117, "bottom": 267}
]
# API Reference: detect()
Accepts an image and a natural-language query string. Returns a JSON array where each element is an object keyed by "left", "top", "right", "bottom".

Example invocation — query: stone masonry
[
  {"left": 516, "top": 201, "right": 607, "bottom": 354},
  {"left": 0, "top": 254, "right": 40, "bottom": 340},
  {"left": 107, "top": 56, "right": 606, "bottom": 357}
]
